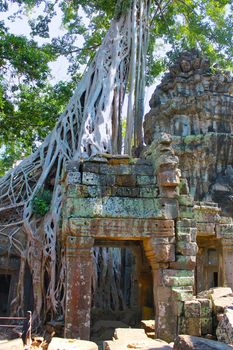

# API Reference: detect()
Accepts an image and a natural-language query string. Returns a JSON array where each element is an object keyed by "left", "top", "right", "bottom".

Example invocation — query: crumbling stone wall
[
  {"left": 144, "top": 49, "right": 233, "bottom": 339},
  {"left": 62, "top": 152, "right": 196, "bottom": 341},
  {"left": 144, "top": 49, "right": 233, "bottom": 214}
]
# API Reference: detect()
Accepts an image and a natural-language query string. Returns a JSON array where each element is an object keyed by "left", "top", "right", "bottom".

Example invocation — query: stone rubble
[
  {"left": 104, "top": 328, "right": 173, "bottom": 350},
  {"left": 173, "top": 335, "right": 233, "bottom": 350},
  {"left": 216, "top": 309, "right": 233, "bottom": 345},
  {"left": 47, "top": 337, "right": 98, "bottom": 350}
]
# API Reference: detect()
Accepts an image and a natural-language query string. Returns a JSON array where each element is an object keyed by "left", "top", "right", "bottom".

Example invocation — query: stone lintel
[
  {"left": 196, "top": 222, "right": 216, "bottom": 236},
  {"left": 216, "top": 224, "right": 233, "bottom": 240},
  {"left": 67, "top": 218, "right": 175, "bottom": 240},
  {"left": 193, "top": 204, "right": 221, "bottom": 223}
]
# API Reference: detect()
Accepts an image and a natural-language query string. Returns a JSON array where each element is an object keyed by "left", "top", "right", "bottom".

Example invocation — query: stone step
[{"left": 48, "top": 337, "right": 98, "bottom": 350}]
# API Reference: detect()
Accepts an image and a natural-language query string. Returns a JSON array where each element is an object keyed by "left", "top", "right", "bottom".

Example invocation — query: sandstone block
[
  {"left": 100, "top": 164, "right": 131, "bottom": 175},
  {"left": 141, "top": 320, "right": 155, "bottom": 333},
  {"left": 99, "top": 174, "right": 116, "bottom": 187},
  {"left": 0, "top": 339, "right": 23, "bottom": 350},
  {"left": 201, "top": 317, "right": 212, "bottom": 335},
  {"left": 173, "top": 335, "right": 233, "bottom": 350},
  {"left": 70, "top": 196, "right": 162, "bottom": 219},
  {"left": 82, "top": 172, "right": 100, "bottom": 185},
  {"left": 179, "top": 206, "right": 193, "bottom": 219},
  {"left": 170, "top": 255, "right": 196, "bottom": 270},
  {"left": 67, "top": 171, "right": 81, "bottom": 184},
  {"left": 48, "top": 338, "right": 98, "bottom": 350},
  {"left": 212, "top": 296, "right": 233, "bottom": 313},
  {"left": 184, "top": 300, "right": 201, "bottom": 318},
  {"left": 82, "top": 162, "right": 100, "bottom": 173},
  {"left": 193, "top": 206, "right": 220, "bottom": 223},
  {"left": 111, "top": 186, "right": 139, "bottom": 197},
  {"left": 176, "top": 242, "right": 198, "bottom": 256},
  {"left": 104, "top": 338, "right": 172, "bottom": 350},
  {"left": 139, "top": 186, "right": 158, "bottom": 198},
  {"left": 158, "top": 169, "right": 180, "bottom": 187},
  {"left": 115, "top": 174, "right": 137, "bottom": 187},
  {"left": 156, "top": 313, "right": 178, "bottom": 342},
  {"left": 159, "top": 198, "right": 179, "bottom": 219},
  {"left": 209, "top": 287, "right": 232, "bottom": 300},
  {"left": 137, "top": 175, "right": 156, "bottom": 185},
  {"left": 145, "top": 243, "right": 175, "bottom": 263},
  {"left": 114, "top": 328, "right": 147, "bottom": 340},
  {"left": 196, "top": 222, "right": 216, "bottom": 236},
  {"left": 178, "top": 195, "right": 194, "bottom": 206},
  {"left": 172, "top": 287, "right": 194, "bottom": 302},
  {"left": 198, "top": 298, "right": 212, "bottom": 317},
  {"left": 177, "top": 232, "right": 191, "bottom": 242},
  {"left": 176, "top": 220, "right": 196, "bottom": 229},
  {"left": 163, "top": 271, "right": 194, "bottom": 287},
  {"left": 155, "top": 286, "right": 172, "bottom": 302},
  {"left": 185, "top": 317, "right": 201, "bottom": 336},
  {"left": 132, "top": 164, "right": 154, "bottom": 175},
  {"left": 216, "top": 224, "right": 233, "bottom": 238},
  {"left": 216, "top": 308, "right": 233, "bottom": 345}
]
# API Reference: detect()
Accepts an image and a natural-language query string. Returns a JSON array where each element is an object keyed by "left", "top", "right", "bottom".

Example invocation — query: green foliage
[
  {"left": 32, "top": 189, "right": 52, "bottom": 216},
  {"left": 0, "top": 23, "right": 56, "bottom": 84},
  {"left": 0, "top": 79, "right": 77, "bottom": 172}
]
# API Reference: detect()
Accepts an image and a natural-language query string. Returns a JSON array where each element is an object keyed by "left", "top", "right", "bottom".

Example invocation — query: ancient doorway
[
  {"left": 90, "top": 240, "right": 154, "bottom": 342},
  {"left": 0, "top": 274, "right": 11, "bottom": 316}
]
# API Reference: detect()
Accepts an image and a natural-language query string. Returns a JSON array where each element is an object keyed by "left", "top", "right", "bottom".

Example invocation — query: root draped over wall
[{"left": 0, "top": 0, "right": 150, "bottom": 326}]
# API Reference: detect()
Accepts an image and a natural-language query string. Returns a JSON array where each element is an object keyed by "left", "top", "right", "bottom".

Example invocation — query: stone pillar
[
  {"left": 64, "top": 236, "right": 94, "bottom": 340},
  {"left": 216, "top": 225, "right": 233, "bottom": 289},
  {"left": 221, "top": 239, "right": 233, "bottom": 288},
  {"left": 143, "top": 237, "right": 177, "bottom": 342}
]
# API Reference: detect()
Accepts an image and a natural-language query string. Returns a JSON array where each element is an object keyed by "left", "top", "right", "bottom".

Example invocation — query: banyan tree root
[{"left": 0, "top": 0, "right": 151, "bottom": 326}]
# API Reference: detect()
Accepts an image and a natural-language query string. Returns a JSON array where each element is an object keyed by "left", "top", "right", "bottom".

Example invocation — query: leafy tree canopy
[{"left": 0, "top": 0, "right": 232, "bottom": 174}]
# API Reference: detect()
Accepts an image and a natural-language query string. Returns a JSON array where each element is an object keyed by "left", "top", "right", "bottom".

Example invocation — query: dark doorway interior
[
  {"left": 91, "top": 240, "right": 154, "bottom": 343},
  {"left": 0, "top": 274, "right": 11, "bottom": 315}
]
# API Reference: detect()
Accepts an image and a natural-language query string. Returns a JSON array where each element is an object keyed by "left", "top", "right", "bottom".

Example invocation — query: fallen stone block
[
  {"left": 173, "top": 334, "right": 233, "bottom": 350},
  {"left": 210, "top": 287, "right": 232, "bottom": 300},
  {"left": 216, "top": 308, "right": 233, "bottom": 345},
  {"left": 104, "top": 338, "right": 173, "bottom": 350},
  {"left": 0, "top": 338, "right": 23, "bottom": 350},
  {"left": 213, "top": 296, "right": 233, "bottom": 313},
  {"left": 48, "top": 337, "right": 98, "bottom": 350},
  {"left": 198, "top": 298, "right": 212, "bottom": 317},
  {"left": 113, "top": 328, "right": 148, "bottom": 340},
  {"left": 141, "top": 320, "right": 155, "bottom": 333},
  {"left": 185, "top": 317, "right": 201, "bottom": 336},
  {"left": 201, "top": 317, "right": 213, "bottom": 335}
]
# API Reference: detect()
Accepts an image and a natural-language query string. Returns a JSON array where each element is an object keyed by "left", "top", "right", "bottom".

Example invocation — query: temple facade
[{"left": 1, "top": 50, "right": 233, "bottom": 342}]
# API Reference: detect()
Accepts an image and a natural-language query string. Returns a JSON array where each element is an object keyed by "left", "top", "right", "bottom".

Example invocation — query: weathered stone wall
[
  {"left": 144, "top": 49, "right": 233, "bottom": 215},
  {"left": 62, "top": 154, "right": 196, "bottom": 341},
  {"left": 143, "top": 50, "right": 233, "bottom": 341}
]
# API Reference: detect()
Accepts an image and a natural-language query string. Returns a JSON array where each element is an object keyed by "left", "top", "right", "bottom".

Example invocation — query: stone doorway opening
[
  {"left": 0, "top": 274, "right": 11, "bottom": 316},
  {"left": 90, "top": 240, "right": 154, "bottom": 342}
]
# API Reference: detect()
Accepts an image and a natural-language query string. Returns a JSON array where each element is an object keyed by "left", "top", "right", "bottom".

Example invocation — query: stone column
[
  {"left": 221, "top": 238, "right": 233, "bottom": 288},
  {"left": 216, "top": 225, "right": 233, "bottom": 289},
  {"left": 143, "top": 237, "right": 177, "bottom": 342},
  {"left": 64, "top": 235, "right": 94, "bottom": 340}
]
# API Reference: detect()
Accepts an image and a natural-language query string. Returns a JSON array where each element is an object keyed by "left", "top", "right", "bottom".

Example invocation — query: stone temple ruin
[{"left": 1, "top": 50, "right": 233, "bottom": 344}]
